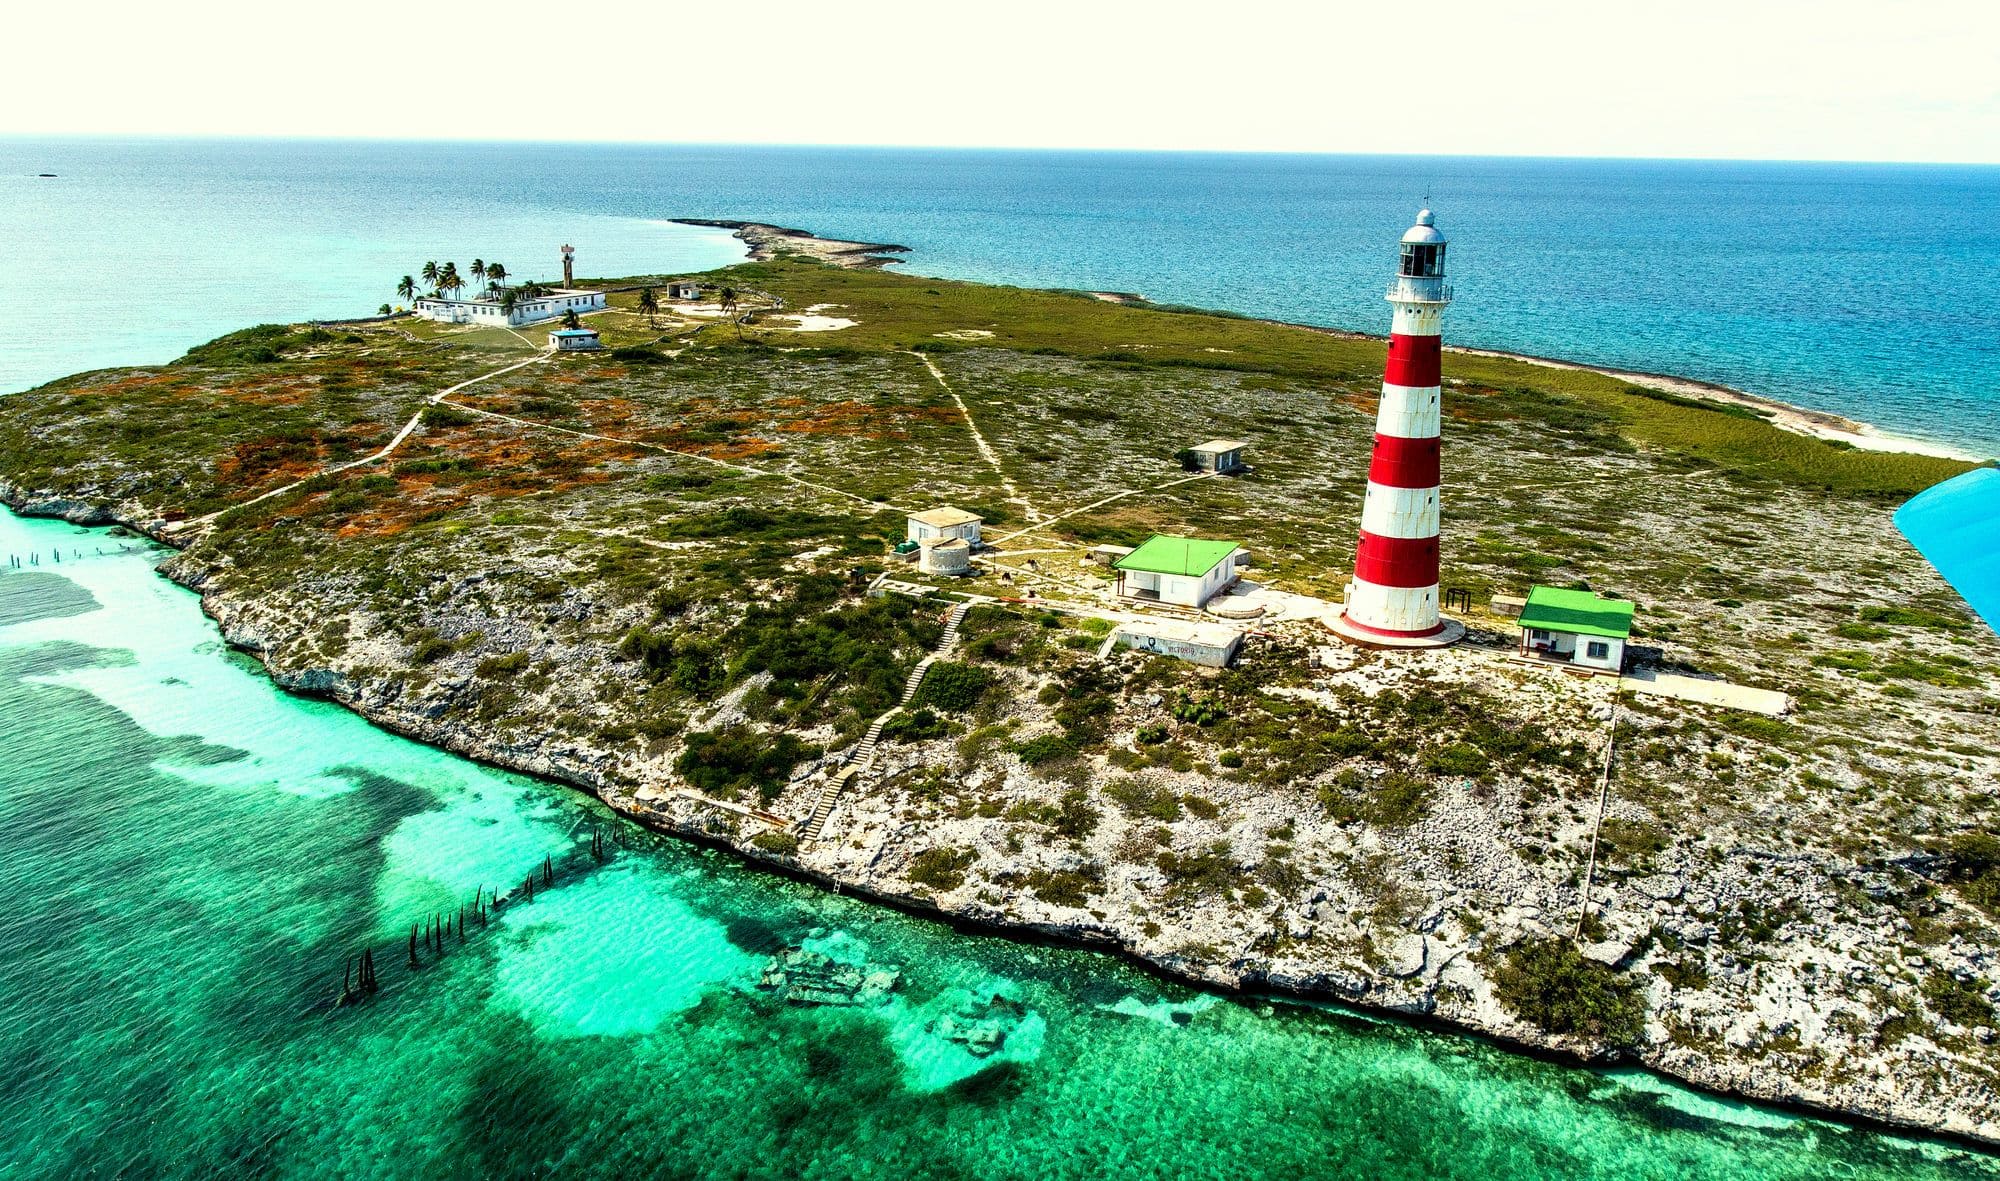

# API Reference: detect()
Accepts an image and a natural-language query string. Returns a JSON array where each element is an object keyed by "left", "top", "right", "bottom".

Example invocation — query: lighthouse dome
[{"left": 1401, "top": 210, "right": 1446, "bottom": 245}]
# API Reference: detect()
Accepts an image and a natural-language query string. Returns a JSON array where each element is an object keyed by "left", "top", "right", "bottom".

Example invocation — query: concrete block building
[{"left": 1186, "top": 439, "right": 1248, "bottom": 474}]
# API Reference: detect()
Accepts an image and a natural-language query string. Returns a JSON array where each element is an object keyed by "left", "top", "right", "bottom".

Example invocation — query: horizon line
[{"left": 3, "top": 132, "right": 1997, "bottom": 170}]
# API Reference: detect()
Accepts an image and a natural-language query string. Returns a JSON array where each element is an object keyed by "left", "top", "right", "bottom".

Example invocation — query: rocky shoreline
[
  {"left": 672, "top": 219, "right": 911, "bottom": 269},
  {"left": 6, "top": 473, "right": 1997, "bottom": 1151}
]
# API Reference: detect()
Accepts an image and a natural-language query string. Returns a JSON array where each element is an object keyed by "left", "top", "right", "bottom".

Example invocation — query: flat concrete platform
[
  {"left": 1621, "top": 668, "right": 1790, "bottom": 716},
  {"left": 1325, "top": 612, "right": 1466, "bottom": 650}
]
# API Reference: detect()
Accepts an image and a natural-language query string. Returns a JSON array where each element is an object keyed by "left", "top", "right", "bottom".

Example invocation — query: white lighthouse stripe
[
  {"left": 1375, "top": 383, "right": 1442, "bottom": 439},
  {"left": 1361, "top": 482, "right": 1441, "bottom": 539},
  {"left": 1390, "top": 303, "right": 1445, "bottom": 337},
  {"left": 1345, "top": 578, "right": 1441, "bottom": 634}
]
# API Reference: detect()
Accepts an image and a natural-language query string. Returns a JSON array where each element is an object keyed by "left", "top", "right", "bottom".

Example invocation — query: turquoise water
[
  {"left": 3, "top": 140, "right": 1996, "bottom": 456},
  {"left": 3, "top": 510, "right": 1997, "bottom": 1176}
]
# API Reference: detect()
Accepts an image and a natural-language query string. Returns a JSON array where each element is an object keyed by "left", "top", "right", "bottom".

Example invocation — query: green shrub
[
  {"left": 908, "top": 847, "right": 976, "bottom": 891},
  {"left": 1320, "top": 771, "right": 1430, "bottom": 828},
  {"left": 1156, "top": 843, "right": 1236, "bottom": 898},
  {"left": 1170, "top": 692, "right": 1228, "bottom": 727},
  {"left": 1106, "top": 777, "right": 1181, "bottom": 822},
  {"left": 882, "top": 707, "right": 949, "bottom": 743},
  {"left": 913, "top": 661, "right": 992, "bottom": 712},
  {"left": 1423, "top": 742, "right": 1491, "bottom": 778},
  {"left": 750, "top": 830, "right": 800, "bottom": 856},
  {"left": 1857, "top": 605, "right": 1968, "bottom": 631},
  {"left": 676, "top": 726, "right": 816, "bottom": 803},
  {"left": 1492, "top": 938, "right": 1647, "bottom": 1046},
  {"left": 1936, "top": 832, "right": 2000, "bottom": 913},
  {"left": 475, "top": 652, "right": 530, "bottom": 677},
  {"left": 1017, "top": 734, "right": 1076, "bottom": 766},
  {"left": 1923, "top": 972, "right": 1994, "bottom": 1027}
]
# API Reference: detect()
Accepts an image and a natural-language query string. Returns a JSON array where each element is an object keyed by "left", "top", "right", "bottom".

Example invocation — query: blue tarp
[{"left": 1895, "top": 467, "right": 2000, "bottom": 634}]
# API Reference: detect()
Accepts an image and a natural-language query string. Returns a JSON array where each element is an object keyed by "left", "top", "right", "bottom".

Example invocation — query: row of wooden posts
[
  {"left": 337, "top": 823, "right": 616, "bottom": 1007},
  {"left": 5, "top": 547, "right": 107, "bottom": 568}
]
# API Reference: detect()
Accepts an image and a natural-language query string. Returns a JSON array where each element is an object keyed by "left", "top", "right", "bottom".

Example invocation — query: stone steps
[{"left": 800, "top": 601, "right": 972, "bottom": 842}]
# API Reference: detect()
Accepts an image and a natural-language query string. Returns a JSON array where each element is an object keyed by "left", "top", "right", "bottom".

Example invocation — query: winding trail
[
  {"left": 906, "top": 351, "right": 1040, "bottom": 523},
  {"left": 168, "top": 351, "right": 552, "bottom": 536}
]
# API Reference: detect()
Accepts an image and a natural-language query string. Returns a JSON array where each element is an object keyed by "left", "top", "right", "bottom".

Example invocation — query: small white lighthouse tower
[
  {"left": 561, "top": 243, "right": 576, "bottom": 287},
  {"left": 1329, "top": 209, "right": 1465, "bottom": 649}
]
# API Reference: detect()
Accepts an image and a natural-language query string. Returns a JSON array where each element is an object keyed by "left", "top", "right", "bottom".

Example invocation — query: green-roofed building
[
  {"left": 1112, "top": 534, "right": 1246, "bottom": 608},
  {"left": 1518, "top": 585, "right": 1635, "bottom": 672}
]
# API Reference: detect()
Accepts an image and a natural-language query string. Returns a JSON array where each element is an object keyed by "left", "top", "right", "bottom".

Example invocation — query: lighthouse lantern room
[{"left": 1329, "top": 209, "right": 1467, "bottom": 649}]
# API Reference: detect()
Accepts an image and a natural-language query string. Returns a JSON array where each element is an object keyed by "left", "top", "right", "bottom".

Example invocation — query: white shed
[
  {"left": 1186, "top": 439, "right": 1248, "bottom": 474},
  {"left": 907, "top": 507, "right": 983, "bottom": 548}
]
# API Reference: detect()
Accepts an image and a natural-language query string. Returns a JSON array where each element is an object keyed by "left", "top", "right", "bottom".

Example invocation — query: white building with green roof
[
  {"left": 1112, "top": 535, "right": 1245, "bottom": 608},
  {"left": 1518, "top": 585, "right": 1635, "bottom": 673}
]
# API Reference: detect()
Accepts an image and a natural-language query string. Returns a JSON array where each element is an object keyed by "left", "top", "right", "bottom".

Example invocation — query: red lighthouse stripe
[
  {"left": 1384, "top": 333, "right": 1442, "bottom": 388},
  {"left": 1367, "top": 433, "right": 1441, "bottom": 489},
  {"left": 1353, "top": 530, "right": 1439, "bottom": 589}
]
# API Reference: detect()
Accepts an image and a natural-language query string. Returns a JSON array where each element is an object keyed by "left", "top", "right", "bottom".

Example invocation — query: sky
[{"left": 6, "top": 0, "right": 1998, "bottom": 163}]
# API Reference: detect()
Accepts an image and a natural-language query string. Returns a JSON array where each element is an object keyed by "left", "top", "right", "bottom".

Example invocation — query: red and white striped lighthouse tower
[{"left": 1330, "top": 209, "right": 1465, "bottom": 648}]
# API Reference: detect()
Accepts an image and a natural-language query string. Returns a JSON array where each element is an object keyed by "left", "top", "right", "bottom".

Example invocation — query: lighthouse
[{"left": 1330, "top": 209, "right": 1465, "bottom": 648}]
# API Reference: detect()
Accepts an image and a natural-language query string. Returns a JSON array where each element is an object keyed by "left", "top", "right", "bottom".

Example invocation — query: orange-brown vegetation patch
[
  {"left": 678, "top": 438, "right": 780, "bottom": 462},
  {"left": 92, "top": 372, "right": 193, "bottom": 398},
  {"left": 771, "top": 400, "right": 956, "bottom": 439}
]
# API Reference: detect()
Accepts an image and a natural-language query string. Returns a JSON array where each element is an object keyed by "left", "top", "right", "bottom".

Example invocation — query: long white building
[{"left": 414, "top": 288, "right": 606, "bottom": 328}]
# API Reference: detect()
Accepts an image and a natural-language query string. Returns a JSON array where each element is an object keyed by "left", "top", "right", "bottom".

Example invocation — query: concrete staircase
[{"left": 800, "top": 602, "right": 970, "bottom": 842}]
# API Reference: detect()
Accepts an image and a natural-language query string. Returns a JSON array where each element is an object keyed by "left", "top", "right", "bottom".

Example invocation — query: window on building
[
  {"left": 1586, "top": 641, "right": 1610, "bottom": 659},
  {"left": 1531, "top": 629, "right": 1549, "bottom": 641}
]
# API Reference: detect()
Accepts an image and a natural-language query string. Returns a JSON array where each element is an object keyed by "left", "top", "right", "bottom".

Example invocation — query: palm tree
[
  {"left": 485, "top": 261, "right": 507, "bottom": 290},
  {"left": 396, "top": 275, "right": 417, "bottom": 305},
  {"left": 562, "top": 308, "right": 581, "bottom": 330},
  {"left": 500, "top": 289, "right": 520, "bottom": 315},
  {"left": 471, "top": 259, "right": 486, "bottom": 288},
  {"left": 440, "top": 262, "right": 463, "bottom": 300},
  {"left": 421, "top": 260, "right": 440, "bottom": 295},
  {"left": 638, "top": 286, "right": 659, "bottom": 327},
  {"left": 378, "top": 303, "right": 393, "bottom": 315},
  {"left": 720, "top": 286, "right": 739, "bottom": 313}
]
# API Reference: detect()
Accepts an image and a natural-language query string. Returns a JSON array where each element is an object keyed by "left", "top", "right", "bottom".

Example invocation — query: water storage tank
[{"left": 921, "top": 538, "right": 972, "bottom": 576}]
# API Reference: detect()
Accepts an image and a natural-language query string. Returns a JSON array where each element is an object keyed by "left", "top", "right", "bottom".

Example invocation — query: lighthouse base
[{"left": 1325, "top": 612, "right": 1465, "bottom": 651}]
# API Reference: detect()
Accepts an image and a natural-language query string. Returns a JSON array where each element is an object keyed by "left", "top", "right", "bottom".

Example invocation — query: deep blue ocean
[{"left": 4, "top": 139, "right": 1997, "bottom": 456}]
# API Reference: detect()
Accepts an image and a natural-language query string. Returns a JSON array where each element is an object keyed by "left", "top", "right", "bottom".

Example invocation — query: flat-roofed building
[
  {"left": 906, "top": 507, "right": 983, "bottom": 548},
  {"left": 415, "top": 288, "right": 606, "bottom": 328},
  {"left": 549, "top": 327, "right": 602, "bottom": 351},
  {"left": 1185, "top": 439, "right": 1248, "bottom": 474},
  {"left": 1112, "top": 618, "right": 1243, "bottom": 667}
]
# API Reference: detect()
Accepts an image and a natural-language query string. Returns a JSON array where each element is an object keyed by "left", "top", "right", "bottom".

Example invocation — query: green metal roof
[
  {"left": 1519, "top": 586, "right": 1635, "bottom": 640},
  {"left": 1113, "top": 535, "right": 1241, "bottom": 579}
]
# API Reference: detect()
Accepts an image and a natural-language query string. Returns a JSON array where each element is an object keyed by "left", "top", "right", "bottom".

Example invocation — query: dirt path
[
  {"left": 991, "top": 470, "right": 1216, "bottom": 546},
  {"left": 167, "top": 351, "right": 553, "bottom": 536},
  {"left": 907, "top": 351, "right": 1041, "bottom": 523}
]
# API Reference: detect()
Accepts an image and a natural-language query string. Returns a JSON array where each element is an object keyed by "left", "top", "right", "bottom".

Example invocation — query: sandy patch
[
  {"left": 934, "top": 329, "right": 995, "bottom": 341},
  {"left": 767, "top": 313, "right": 857, "bottom": 333}
]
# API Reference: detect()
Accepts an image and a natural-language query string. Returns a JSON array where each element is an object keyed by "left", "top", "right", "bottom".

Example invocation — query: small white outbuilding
[{"left": 906, "top": 507, "right": 983, "bottom": 549}]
